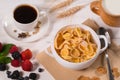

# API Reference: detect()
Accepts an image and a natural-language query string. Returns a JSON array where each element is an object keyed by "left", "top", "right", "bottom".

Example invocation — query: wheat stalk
[
  {"left": 50, "top": 0, "right": 74, "bottom": 12},
  {"left": 57, "top": 5, "right": 85, "bottom": 18}
]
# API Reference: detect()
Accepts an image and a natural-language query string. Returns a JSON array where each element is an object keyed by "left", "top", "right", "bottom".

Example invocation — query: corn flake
[{"left": 54, "top": 26, "right": 97, "bottom": 63}]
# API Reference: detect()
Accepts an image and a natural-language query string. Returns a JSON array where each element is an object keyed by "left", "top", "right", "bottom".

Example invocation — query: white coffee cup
[
  {"left": 12, "top": 4, "right": 46, "bottom": 31},
  {"left": 45, "top": 24, "right": 108, "bottom": 70}
]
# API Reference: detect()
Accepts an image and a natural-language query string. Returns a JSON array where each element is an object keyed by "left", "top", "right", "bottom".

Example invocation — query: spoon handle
[
  {"left": 98, "top": 27, "right": 114, "bottom": 80},
  {"left": 105, "top": 53, "right": 114, "bottom": 80}
]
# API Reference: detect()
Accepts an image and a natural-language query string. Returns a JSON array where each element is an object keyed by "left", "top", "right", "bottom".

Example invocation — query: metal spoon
[{"left": 98, "top": 27, "right": 114, "bottom": 80}]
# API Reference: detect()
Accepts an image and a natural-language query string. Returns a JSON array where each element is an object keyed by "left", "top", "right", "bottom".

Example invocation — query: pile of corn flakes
[{"left": 54, "top": 26, "right": 97, "bottom": 63}]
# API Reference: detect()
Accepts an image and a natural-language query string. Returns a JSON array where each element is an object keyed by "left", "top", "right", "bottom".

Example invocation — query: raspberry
[
  {"left": 12, "top": 51, "right": 21, "bottom": 59},
  {"left": 0, "top": 42, "right": 2, "bottom": 52},
  {"left": 9, "top": 45, "right": 18, "bottom": 54},
  {"left": 21, "top": 60, "right": 33, "bottom": 71},
  {"left": 29, "top": 73, "right": 37, "bottom": 80},
  {"left": 21, "top": 49, "right": 32, "bottom": 60},
  {"left": 11, "top": 60, "right": 20, "bottom": 67}
]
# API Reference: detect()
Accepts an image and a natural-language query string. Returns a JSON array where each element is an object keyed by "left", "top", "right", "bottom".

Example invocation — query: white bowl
[{"left": 45, "top": 24, "right": 108, "bottom": 70}]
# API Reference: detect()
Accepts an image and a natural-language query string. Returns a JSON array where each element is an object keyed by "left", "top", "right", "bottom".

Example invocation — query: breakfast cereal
[
  {"left": 112, "top": 68, "right": 120, "bottom": 78},
  {"left": 77, "top": 75, "right": 91, "bottom": 80},
  {"left": 96, "top": 66, "right": 107, "bottom": 74},
  {"left": 91, "top": 76, "right": 100, "bottom": 80},
  {"left": 54, "top": 26, "right": 97, "bottom": 63}
]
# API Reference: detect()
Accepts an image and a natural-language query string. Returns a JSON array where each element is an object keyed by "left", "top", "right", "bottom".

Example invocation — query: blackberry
[
  {"left": 0, "top": 63, "right": 7, "bottom": 71},
  {"left": 6, "top": 70, "right": 11, "bottom": 78},
  {"left": 38, "top": 68, "right": 44, "bottom": 72},
  {"left": 12, "top": 51, "right": 21, "bottom": 59},
  {"left": 18, "top": 76, "right": 24, "bottom": 80},
  {"left": 24, "top": 76, "right": 29, "bottom": 80},
  {"left": 29, "top": 73, "right": 37, "bottom": 80},
  {"left": 6, "top": 70, "right": 11, "bottom": 75},
  {"left": 10, "top": 70, "right": 20, "bottom": 79}
]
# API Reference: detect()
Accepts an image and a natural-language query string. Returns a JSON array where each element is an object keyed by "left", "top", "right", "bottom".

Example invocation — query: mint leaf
[
  {"left": 4, "top": 57, "right": 12, "bottom": 64},
  {"left": 0, "top": 56, "right": 12, "bottom": 64},
  {"left": 0, "top": 44, "right": 13, "bottom": 56}
]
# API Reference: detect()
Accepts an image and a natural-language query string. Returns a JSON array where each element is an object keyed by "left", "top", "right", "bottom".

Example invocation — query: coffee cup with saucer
[{"left": 2, "top": 4, "right": 50, "bottom": 42}]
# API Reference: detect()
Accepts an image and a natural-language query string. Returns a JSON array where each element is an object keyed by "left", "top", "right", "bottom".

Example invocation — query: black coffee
[{"left": 14, "top": 5, "right": 37, "bottom": 24}]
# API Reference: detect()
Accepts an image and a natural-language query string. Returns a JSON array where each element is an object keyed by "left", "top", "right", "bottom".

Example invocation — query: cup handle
[
  {"left": 98, "top": 35, "right": 108, "bottom": 54},
  {"left": 45, "top": 46, "right": 54, "bottom": 57},
  {"left": 38, "top": 10, "right": 47, "bottom": 21},
  {"left": 90, "top": 1, "right": 100, "bottom": 15}
]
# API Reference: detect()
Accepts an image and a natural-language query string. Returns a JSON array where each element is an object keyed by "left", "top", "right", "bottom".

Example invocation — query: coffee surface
[
  {"left": 14, "top": 5, "right": 37, "bottom": 24},
  {"left": 103, "top": 0, "right": 120, "bottom": 15}
]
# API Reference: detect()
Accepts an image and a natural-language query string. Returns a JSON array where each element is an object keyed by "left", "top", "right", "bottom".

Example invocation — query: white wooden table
[{"left": 0, "top": 0, "right": 120, "bottom": 80}]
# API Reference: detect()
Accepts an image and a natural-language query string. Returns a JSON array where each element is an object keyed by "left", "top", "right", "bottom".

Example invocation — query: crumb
[
  {"left": 34, "top": 21, "right": 41, "bottom": 29},
  {"left": 18, "top": 32, "right": 30, "bottom": 38},
  {"left": 13, "top": 29, "right": 17, "bottom": 32},
  {"left": 38, "top": 21, "right": 41, "bottom": 25},
  {"left": 113, "top": 71, "right": 120, "bottom": 78},
  {"left": 26, "top": 32, "right": 31, "bottom": 37},
  {"left": 112, "top": 68, "right": 120, "bottom": 78},
  {"left": 112, "top": 68, "right": 118, "bottom": 72},
  {"left": 33, "top": 23, "right": 40, "bottom": 34},
  {"left": 96, "top": 66, "right": 107, "bottom": 74},
  {"left": 34, "top": 25, "right": 40, "bottom": 29},
  {"left": 18, "top": 32, "right": 27, "bottom": 38},
  {"left": 32, "top": 29, "right": 39, "bottom": 34},
  {"left": 91, "top": 76, "right": 100, "bottom": 80},
  {"left": 77, "top": 75, "right": 91, "bottom": 80}
]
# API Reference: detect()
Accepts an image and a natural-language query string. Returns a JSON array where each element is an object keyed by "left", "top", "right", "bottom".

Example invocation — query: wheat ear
[
  {"left": 57, "top": 5, "right": 85, "bottom": 18},
  {"left": 50, "top": 0, "right": 74, "bottom": 12}
]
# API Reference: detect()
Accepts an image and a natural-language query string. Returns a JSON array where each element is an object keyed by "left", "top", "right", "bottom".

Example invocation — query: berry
[
  {"left": 10, "top": 70, "right": 20, "bottom": 79},
  {"left": 11, "top": 59, "right": 20, "bottom": 67},
  {"left": 38, "top": 68, "right": 44, "bottom": 72},
  {"left": 18, "top": 76, "right": 24, "bottom": 80},
  {"left": 21, "top": 49, "right": 32, "bottom": 61},
  {"left": 21, "top": 60, "right": 33, "bottom": 71},
  {"left": 9, "top": 45, "right": 18, "bottom": 54},
  {"left": 6, "top": 70, "right": 11, "bottom": 75},
  {"left": 24, "top": 76, "right": 29, "bottom": 80},
  {"left": 6, "top": 70, "right": 11, "bottom": 78},
  {"left": 0, "top": 42, "right": 2, "bottom": 52},
  {"left": 29, "top": 73, "right": 37, "bottom": 80},
  {"left": 0, "top": 63, "right": 7, "bottom": 71},
  {"left": 12, "top": 51, "right": 21, "bottom": 59}
]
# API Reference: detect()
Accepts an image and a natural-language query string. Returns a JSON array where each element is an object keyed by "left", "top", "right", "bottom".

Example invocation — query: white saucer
[{"left": 2, "top": 13, "right": 50, "bottom": 42}]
